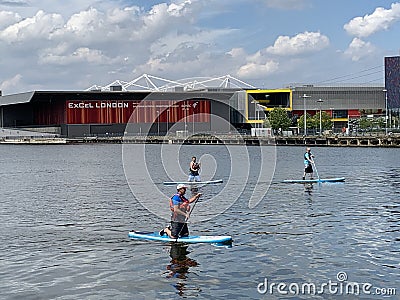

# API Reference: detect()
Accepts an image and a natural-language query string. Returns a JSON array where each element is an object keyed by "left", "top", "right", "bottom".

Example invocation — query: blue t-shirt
[
  {"left": 171, "top": 194, "right": 188, "bottom": 222},
  {"left": 171, "top": 194, "right": 187, "bottom": 206}
]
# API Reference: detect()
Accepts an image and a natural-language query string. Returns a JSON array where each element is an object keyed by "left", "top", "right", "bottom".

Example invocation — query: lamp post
[
  {"left": 193, "top": 102, "right": 198, "bottom": 134},
  {"left": 182, "top": 101, "right": 187, "bottom": 137},
  {"left": 383, "top": 89, "right": 388, "bottom": 135},
  {"left": 167, "top": 109, "right": 170, "bottom": 135},
  {"left": 156, "top": 110, "right": 160, "bottom": 136},
  {"left": 317, "top": 99, "right": 324, "bottom": 135},
  {"left": 302, "top": 94, "right": 311, "bottom": 136},
  {"left": 183, "top": 102, "right": 188, "bottom": 136}
]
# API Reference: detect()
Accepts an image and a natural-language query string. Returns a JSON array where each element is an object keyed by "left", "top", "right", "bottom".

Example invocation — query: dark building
[
  {"left": 385, "top": 55, "right": 400, "bottom": 109},
  {"left": 291, "top": 85, "right": 385, "bottom": 132},
  {"left": 0, "top": 89, "right": 246, "bottom": 137}
]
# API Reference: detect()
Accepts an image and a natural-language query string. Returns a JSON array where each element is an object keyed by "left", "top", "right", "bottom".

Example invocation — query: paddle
[
  {"left": 187, "top": 193, "right": 201, "bottom": 220},
  {"left": 176, "top": 193, "right": 202, "bottom": 239},
  {"left": 313, "top": 160, "right": 320, "bottom": 181}
]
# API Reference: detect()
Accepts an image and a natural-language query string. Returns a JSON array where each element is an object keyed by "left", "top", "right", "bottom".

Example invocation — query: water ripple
[{"left": 0, "top": 145, "right": 398, "bottom": 299}]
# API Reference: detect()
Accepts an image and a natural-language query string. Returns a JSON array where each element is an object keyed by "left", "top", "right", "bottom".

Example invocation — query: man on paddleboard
[
  {"left": 160, "top": 184, "right": 202, "bottom": 239},
  {"left": 303, "top": 147, "right": 315, "bottom": 180},
  {"left": 188, "top": 156, "right": 201, "bottom": 182}
]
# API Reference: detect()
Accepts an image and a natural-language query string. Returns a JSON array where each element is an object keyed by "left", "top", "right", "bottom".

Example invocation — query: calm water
[{"left": 0, "top": 144, "right": 398, "bottom": 299}]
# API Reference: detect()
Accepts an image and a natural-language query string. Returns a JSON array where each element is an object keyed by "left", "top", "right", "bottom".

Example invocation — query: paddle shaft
[
  {"left": 176, "top": 194, "right": 201, "bottom": 238},
  {"left": 313, "top": 160, "right": 320, "bottom": 180}
]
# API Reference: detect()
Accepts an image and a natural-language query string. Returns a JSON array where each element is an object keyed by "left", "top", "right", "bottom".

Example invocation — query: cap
[{"left": 176, "top": 183, "right": 188, "bottom": 190}]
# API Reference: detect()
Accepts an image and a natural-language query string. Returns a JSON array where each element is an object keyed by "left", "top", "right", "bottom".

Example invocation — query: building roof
[
  {"left": 86, "top": 74, "right": 256, "bottom": 92},
  {"left": 0, "top": 91, "right": 35, "bottom": 106}
]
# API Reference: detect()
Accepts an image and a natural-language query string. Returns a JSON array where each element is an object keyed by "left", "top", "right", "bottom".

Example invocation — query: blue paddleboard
[
  {"left": 163, "top": 179, "right": 223, "bottom": 185},
  {"left": 283, "top": 177, "right": 345, "bottom": 183},
  {"left": 128, "top": 231, "right": 232, "bottom": 244}
]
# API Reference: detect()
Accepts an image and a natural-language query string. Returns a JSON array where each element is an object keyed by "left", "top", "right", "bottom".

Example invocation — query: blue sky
[{"left": 0, "top": 0, "right": 399, "bottom": 94}]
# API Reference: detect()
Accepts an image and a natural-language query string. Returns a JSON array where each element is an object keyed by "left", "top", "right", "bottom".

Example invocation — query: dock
[
  {"left": 68, "top": 134, "right": 400, "bottom": 147},
  {"left": 1, "top": 133, "right": 400, "bottom": 147}
]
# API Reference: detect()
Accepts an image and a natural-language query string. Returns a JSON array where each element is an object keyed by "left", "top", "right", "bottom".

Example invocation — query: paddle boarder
[
  {"left": 160, "top": 183, "right": 202, "bottom": 239},
  {"left": 188, "top": 156, "right": 201, "bottom": 182},
  {"left": 303, "top": 147, "right": 315, "bottom": 180}
]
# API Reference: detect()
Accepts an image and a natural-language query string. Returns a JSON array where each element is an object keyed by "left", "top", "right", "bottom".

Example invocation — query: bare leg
[{"left": 164, "top": 227, "right": 176, "bottom": 239}]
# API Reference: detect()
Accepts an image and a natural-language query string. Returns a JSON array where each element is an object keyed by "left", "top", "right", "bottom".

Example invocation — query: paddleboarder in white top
[{"left": 303, "top": 147, "right": 315, "bottom": 180}]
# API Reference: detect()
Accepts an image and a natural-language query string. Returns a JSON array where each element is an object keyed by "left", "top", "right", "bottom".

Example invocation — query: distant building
[
  {"left": 0, "top": 74, "right": 389, "bottom": 137},
  {"left": 290, "top": 85, "right": 385, "bottom": 132},
  {"left": 385, "top": 56, "right": 400, "bottom": 109},
  {"left": 0, "top": 90, "right": 243, "bottom": 137}
]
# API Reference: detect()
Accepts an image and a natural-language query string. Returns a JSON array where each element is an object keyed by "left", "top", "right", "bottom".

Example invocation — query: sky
[{"left": 0, "top": 0, "right": 399, "bottom": 94}]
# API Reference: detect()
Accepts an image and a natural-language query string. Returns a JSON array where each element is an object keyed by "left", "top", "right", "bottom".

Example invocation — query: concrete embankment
[
  {"left": 0, "top": 137, "right": 67, "bottom": 144},
  {"left": 64, "top": 134, "right": 400, "bottom": 147},
  {"left": 1, "top": 133, "right": 400, "bottom": 147},
  {"left": 274, "top": 135, "right": 400, "bottom": 147}
]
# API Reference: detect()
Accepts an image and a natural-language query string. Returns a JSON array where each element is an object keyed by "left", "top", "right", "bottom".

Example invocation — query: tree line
[{"left": 262, "top": 107, "right": 389, "bottom": 134}]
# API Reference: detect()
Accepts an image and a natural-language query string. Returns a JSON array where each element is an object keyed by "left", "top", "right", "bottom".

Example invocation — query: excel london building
[{"left": 0, "top": 56, "right": 398, "bottom": 138}]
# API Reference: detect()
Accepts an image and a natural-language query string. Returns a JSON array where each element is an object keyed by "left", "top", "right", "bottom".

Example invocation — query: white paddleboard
[
  {"left": 163, "top": 179, "right": 223, "bottom": 185},
  {"left": 283, "top": 177, "right": 345, "bottom": 183},
  {"left": 128, "top": 231, "right": 232, "bottom": 244}
]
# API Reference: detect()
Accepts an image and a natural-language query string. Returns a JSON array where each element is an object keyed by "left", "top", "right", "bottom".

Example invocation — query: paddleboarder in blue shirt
[
  {"left": 303, "top": 147, "right": 315, "bottom": 180},
  {"left": 160, "top": 184, "right": 202, "bottom": 239},
  {"left": 188, "top": 156, "right": 201, "bottom": 182}
]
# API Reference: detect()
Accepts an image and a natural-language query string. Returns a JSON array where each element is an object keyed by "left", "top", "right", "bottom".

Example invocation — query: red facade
[
  {"left": 348, "top": 109, "right": 361, "bottom": 118},
  {"left": 34, "top": 101, "right": 66, "bottom": 125},
  {"left": 66, "top": 100, "right": 210, "bottom": 124}
]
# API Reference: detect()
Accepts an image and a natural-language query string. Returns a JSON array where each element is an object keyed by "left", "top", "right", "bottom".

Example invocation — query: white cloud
[
  {"left": 0, "top": 10, "right": 21, "bottom": 29},
  {"left": 266, "top": 31, "right": 329, "bottom": 56},
  {"left": 0, "top": 10, "right": 63, "bottom": 43},
  {"left": 167, "top": 0, "right": 194, "bottom": 16},
  {"left": 39, "top": 47, "right": 112, "bottom": 65},
  {"left": 344, "top": 3, "right": 400, "bottom": 38},
  {"left": 63, "top": 8, "right": 104, "bottom": 36},
  {"left": 149, "top": 28, "right": 235, "bottom": 58},
  {"left": 106, "top": 6, "right": 140, "bottom": 25},
  {"left": 237, "top": 60, "right": 279, "bottom": 78},
  {"left": 0, "top": 0, "right": 392, "bottom": 94},
  {"left": 0, "top": 74, "right": 22, "bottom": 90},
  {"left": 343, "top": 38, "right": 376, "bottom": 61},
  {"left": 130, "top": 1, "right": 201, "bottom": 41},
  {"left": 227, "top": 48, "right": 247, "bottom": 59}
]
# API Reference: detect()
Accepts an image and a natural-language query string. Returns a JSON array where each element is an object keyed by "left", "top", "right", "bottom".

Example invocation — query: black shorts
[
  {"left": 304, "top": 164, "right": 313, "bottom": 173},
  {"left": 171, "top": 221, "right": 189, "bottom": 238}
]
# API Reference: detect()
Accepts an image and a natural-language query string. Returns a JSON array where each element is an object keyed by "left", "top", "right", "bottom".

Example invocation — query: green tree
[
  {"left": 373, "top": 117, "right": 385, "bottom": 129},
  {"left": 265, "top": 107, "right": 291, "bottom": 133},
  {"left": 359, "top": 117, "right": 372, "bottom": 130},
  {"left": 297, "top": 113, "right": 313, "bottom": 130},
  {"left": 311, "top": 111, "right": 333, "bottom": 131}
]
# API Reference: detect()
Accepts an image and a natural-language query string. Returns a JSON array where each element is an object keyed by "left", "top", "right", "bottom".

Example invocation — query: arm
[
  {"left": 188, "top": 193, "right": 202, "bottom": 203},
  {"left": 190, "top": 162, "right": 200, "bottom": 172}
]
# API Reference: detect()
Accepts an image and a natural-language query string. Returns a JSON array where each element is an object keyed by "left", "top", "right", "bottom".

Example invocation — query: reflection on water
[
  {"left": 304, "top": 183, "right": 314, "bottom": 196},
  {"left": 166, "top": 243, "right": 200, "bottom": 297}
]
